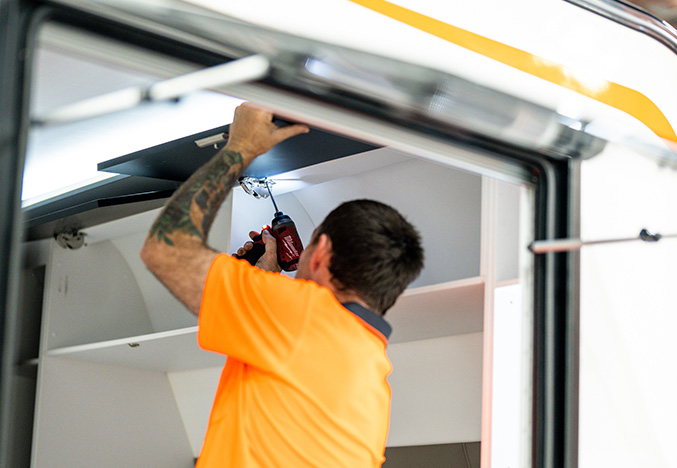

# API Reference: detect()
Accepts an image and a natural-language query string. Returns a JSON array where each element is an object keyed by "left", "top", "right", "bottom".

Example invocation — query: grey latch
[{"left": 529, "top": 228, "right": 674, "bottom": 254}]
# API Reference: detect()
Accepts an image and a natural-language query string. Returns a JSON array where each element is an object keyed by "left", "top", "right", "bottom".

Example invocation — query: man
[{"left": 140, "top": 103, "right": 424, "bottom": 467}]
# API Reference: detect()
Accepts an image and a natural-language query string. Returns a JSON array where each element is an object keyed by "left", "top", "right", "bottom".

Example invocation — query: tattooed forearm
[{"left": 149, "top": 149, "right": 243, "bottom": 245}]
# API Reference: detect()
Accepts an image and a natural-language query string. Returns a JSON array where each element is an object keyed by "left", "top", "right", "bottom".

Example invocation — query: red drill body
[
  {"left": 234, "top": 179, "right": 304, "bottom": 271},
  {"left": 270, "top": 212, "right": 303, "bottom": 271}
]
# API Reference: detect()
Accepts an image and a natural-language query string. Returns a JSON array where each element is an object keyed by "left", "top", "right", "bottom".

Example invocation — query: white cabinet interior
[{"left": 29, "top": 145, "right": 520, "bottom": 466}]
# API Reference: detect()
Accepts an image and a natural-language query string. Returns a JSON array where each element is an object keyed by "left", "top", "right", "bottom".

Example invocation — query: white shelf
[
  {"left": 388, "top": 276, "right": 485, "bottom": 343},
  {"left": 46, "top": 326, "right": 225, "bottom": 372},
  {"left": 44, "top": 275, "right": 487, "bottom": 372},
  {"left": 46, "top": 276, "right": 486, "bottom": 371}
]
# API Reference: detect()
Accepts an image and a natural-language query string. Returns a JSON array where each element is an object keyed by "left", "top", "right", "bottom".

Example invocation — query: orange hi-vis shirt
[{"left": 196, "top": 254, "right": 393, "bottom": 468}]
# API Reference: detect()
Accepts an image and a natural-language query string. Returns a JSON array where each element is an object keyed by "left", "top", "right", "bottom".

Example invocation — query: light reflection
[{"left": 23, "top": 92, "right": 243, "bottom": 205}]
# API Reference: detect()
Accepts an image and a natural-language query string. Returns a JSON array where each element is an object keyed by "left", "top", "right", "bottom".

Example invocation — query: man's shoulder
[{"left": 205, "top": 254, "right": 332, "bottom": 302}]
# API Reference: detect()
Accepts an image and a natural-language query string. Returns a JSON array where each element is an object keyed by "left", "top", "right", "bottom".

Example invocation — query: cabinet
[{"left": 27, "top": 143, "right": 520, "bottom": 467}]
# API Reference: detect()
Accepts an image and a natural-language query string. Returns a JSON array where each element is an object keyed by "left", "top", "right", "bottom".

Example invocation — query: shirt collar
[{"left": 341, "top": 302, "right": 392, "bottom": 343}]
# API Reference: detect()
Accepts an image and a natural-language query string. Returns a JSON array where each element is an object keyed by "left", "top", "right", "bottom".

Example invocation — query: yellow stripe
[{"left": 349, "top": 0, "right": 677, "bottom": 142}]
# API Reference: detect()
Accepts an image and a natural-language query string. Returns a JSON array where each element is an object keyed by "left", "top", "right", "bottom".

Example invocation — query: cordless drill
[{"left": 235, "top": 182, "right": 304, "bottom": 271}]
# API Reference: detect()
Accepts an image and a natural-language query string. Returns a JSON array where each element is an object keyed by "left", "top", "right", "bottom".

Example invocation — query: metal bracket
[
  {"left": 238, "top": 176, "right": 275, "bottom": 199},
  {"left": 194, "top": 132, "right": 228, "bottom": 149},
  {"left": 55, "top": 230, "right": 86, "bottom": 250}
]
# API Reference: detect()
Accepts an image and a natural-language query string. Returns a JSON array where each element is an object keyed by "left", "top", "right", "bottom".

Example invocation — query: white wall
[
  {"left": 34, "top": 357, "right": 194, "bottom": 468},
  {"left": 579, "top": 143, "right": 677, "bottom": 468},
  {"left": 168, "top": 367, "right": 223, "bottom": 458},
  {"left": 387, "top": 333, "right": 484, "bottom": 446},
  {"left": 167, "top": 333, "right": 484, "bottom": 458}
]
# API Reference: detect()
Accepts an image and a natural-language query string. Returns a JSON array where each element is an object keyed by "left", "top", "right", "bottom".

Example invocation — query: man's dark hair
[{"left": 315, "top": 199, "right": 424, "bottom": 315}]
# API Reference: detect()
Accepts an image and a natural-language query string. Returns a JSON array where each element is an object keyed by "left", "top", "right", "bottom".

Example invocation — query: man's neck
[{"left": 331, "top": 288, "right": 378, "bottom": 316}]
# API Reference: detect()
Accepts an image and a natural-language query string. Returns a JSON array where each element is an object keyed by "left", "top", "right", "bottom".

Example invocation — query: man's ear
[{"left": 310, "top": 233, "right": 332, "bottom": 272}]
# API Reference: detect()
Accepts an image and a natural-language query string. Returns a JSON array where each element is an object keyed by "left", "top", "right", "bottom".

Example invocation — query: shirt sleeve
[{"left": 197, "top": 253, "right": 325, "bottom": 372}]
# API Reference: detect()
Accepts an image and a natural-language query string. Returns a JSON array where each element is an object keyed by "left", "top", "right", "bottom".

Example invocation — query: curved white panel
[{"left": 44, "top": 239, "right": 153, "bottom": 349}]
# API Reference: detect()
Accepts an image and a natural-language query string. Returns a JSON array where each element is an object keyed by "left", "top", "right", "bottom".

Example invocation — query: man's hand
[
  {"left": 225, "top": 103, "right": 309, "bottom": 165},
  {"left": 234, "top": 230, "right": 281, "bottom": 273},
  {"left": 141, "top": 101, "right": 306, "bottom": 315}
]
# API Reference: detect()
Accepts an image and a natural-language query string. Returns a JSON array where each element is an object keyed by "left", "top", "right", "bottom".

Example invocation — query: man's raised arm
[{"left": 140, "top": 103, "right": 309, "bottom": 315}]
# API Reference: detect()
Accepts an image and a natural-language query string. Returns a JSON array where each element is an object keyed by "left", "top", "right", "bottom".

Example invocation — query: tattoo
[{"left": 150, "top": 149, "right": 243, "bottom": 245}]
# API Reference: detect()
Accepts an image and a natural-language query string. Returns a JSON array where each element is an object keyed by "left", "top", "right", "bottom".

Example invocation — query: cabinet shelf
[
  {"left": 46, "top": 326, "right": 225, "bottom": 372},
  {"left": 45, "top": 276, "right": 485, "bottom": 371},
  {"left": 388, "top": 276, "right": 485, "bottom": 343}
]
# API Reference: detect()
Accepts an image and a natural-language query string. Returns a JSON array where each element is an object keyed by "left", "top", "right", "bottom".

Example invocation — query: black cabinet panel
[
  {"left": 22, "top": 176, "right": 181, "bottom": 241},
  {"left": 98, "top": 124, "right": 379, "bottom": 182},
  {"left": 23, "top": 123, "right": 378, "bottom": 241}
]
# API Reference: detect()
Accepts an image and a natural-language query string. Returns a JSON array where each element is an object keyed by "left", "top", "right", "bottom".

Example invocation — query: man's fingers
[
  {"left": 255, "top": 230, "right": 282, "bottom": 273},
  {"left": 261, "top": 229, "right": 276, "bottom": 243},
  {"left": 238, "top": 241, "right": 253, "bottom": 254},
  {"left": 273, "top": 124, "right": 309, "bottom": 144},
  {"left": 249, "top": 230, "right": 260, "bottom": 240},
  {"left": 261, "top": 230, "right": 278, "bottom": 255},
  {"left": 226, "top": 102, "right": 309, "bottom": 159}
]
